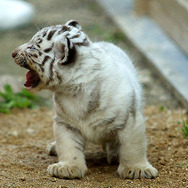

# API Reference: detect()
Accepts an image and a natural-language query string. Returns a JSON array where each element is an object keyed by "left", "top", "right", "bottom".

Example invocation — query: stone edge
[{"left": 96, "top": 0, "right": 188, "bottom": 110}]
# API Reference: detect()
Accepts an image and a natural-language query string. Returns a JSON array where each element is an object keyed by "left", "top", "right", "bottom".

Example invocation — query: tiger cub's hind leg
[
  {"left": 46, "top": 141, "right": 57, "bottom": 156},
  {"left": 104, "top": 141, "right": 119, "bottom": 164},
  {"left": 117, "top": 114, "right": 158, "bottom": 179}
]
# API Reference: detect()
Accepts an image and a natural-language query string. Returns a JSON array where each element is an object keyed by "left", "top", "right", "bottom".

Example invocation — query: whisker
[
  {"left": 22, "top": 32, "right": 31, "bottom": 39},
  {"left": 34, "top": 23, "right": 40, "bottom": 31}
]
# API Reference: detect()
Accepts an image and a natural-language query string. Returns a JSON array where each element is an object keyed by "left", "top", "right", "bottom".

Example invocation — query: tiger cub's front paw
[
  {"left": 47, "top": 162, "right": 88, "bottom": 179},
  {"left": 118, "top": 164, "right": 158, "bottom": 179}
]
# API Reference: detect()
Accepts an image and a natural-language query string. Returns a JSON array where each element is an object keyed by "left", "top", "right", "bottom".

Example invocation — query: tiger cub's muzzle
[
  {"left": 12, "top": 49, "right": 30, "bottom": 69},
  {"left": 12, "top": 49, "right": 41, "bottom": 89}
]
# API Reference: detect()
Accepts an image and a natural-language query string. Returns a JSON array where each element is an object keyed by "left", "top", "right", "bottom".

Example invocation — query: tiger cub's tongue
[{"left": 24, "top": 70, "right": 40, "bottom": 87}]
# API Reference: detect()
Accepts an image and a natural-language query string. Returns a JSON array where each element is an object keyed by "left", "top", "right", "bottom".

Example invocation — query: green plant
[
  {"left": 177, "top": 163, "right": 188, "bottom": 168},
  {"left": 0, "top": 84, "right": 39, "bottom": 113},
  {"left": 85, "top": 24, "right": 125, "bottom": 44},
  {"left": 180, "top": 115, "right": 188, "bottom": 138},
  {"left": 105, "top": 31, "right": 125, "bottom": 44},
  {"left": 159, "top": 106, "right": 165, "bottom": 112}
]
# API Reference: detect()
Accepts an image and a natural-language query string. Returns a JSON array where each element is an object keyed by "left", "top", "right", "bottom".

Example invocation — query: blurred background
[
  {"left": 0, "top": 0, "right": 186, "bottom": 108},
  {"left": 0, "top": 0, "right": 126, "bottom": 76}
]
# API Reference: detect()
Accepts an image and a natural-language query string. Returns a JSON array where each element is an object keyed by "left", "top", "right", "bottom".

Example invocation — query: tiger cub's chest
[{"left": 54, "top": 92, "right": 90, "bottom": 120}]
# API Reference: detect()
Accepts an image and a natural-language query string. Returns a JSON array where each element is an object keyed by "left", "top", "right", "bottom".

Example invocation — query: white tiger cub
[{"left": 12, "top": 20, "right": 158, "bottom": 179}]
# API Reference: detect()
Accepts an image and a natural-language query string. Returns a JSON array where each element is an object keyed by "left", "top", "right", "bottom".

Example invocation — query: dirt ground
[
  {"left": 0, "top": 107, "right": 187, "bottom": 187},
  {"left": 0, "top": 0, "right": 188, "bottom": 187}
]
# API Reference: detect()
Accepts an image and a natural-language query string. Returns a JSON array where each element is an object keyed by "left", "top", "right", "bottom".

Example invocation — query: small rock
[
  {"left": 159, "top": 161, "right": 165, "bottom": 165},
  {"left": 26, "top": 128, "right": 35, "bottom": 135},
  {"left": 20, "top": 176, "right": 26, "bottom": 181},
  {"left": 51, "top": 178, "right": 57, "bottom": 182},
  {"left": 12, "top": 130, "right": 19, "bottom": 137}
]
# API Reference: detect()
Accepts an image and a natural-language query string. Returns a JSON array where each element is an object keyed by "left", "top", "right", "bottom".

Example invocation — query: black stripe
[
  {"left": 117, "top": 113, "right": 129, "bottom": 130},
  {"left": 46, "top": 58, "right": 55, "bottom": 86},
  {"left": 57, "top": 26, "right": 71, "bottom": 35},
  {"left": 130, "top": 91, "right": 136, "bottom": 119},
  {"left": 49, "top": 58, "right": 55, "bottom": 78},
  {"left": 90, "top": 116, "right": 117, "bottom": 128},
  {"left": 32, "top": 54, "right": 38, "bottom": 58},
  {"left": 42, "top": 32, "right": 47, "bottom": 37},
  {"left": 64, "top": 33, "right": 70, "bottom": 37},
  {"left": 70, "top": 34, "right": 80, "bottom": 39},
  {"left": 104, "top": 117, "right": 116, "bottom": 125},
  {"left": 30, "top": 59, "right": 39, "bottom": 65},
  {"left": 41, "top": 55, "right": 50, "bottom": 66},
  {"left": 60, "top": 44, "right": 65, "bottom": 58},
  {"left": 31, "top": 59, "right": 44, "bottom": 72},
  {"left": 67, "top": 20, "right": 79, "bottom": 28},
  {"left": 38, "top": 51, "right": 42, "bottom": 56},
  {"left": 73, "top": 139, "right": 84, "bottom": 148},
  {"left": 74, "top": 38, "right": 89, "bottom": 46},
  {"left": 87, "top": 89, "right": 100, "bottom": 113},
  {"left": 62, "top": 37, "right": 77, "bottom": 65},
  {"left": 75, "top": 146, "right": 82, "bottom": 152},
  {"left": 61, "top": 25, "right": 71, "bottom": 32},
  {"left": 55, "top": 71, "right": 62, "bottom": 83},
  {"left": 47, "top": 29, "right": 56, "bottom": 40},
  {"left": 37, "top": 39, "right": 42, "bottom": 44},
  {"left": 44, "top": 47, "right": 53, "bottom": 53}
]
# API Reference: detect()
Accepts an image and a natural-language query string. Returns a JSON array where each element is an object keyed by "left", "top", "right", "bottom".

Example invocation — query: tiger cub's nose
[{"left": 12, "top": 50, "right": 18, "bottom": 58}]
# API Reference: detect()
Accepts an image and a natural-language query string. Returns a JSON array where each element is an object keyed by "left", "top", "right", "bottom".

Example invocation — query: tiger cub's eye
[{"left": 28, "top": 45, "right": 36, "bottom": 50}]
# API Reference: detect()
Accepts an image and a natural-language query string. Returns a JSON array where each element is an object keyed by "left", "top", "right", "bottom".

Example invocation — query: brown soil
[{"left": 0, "top": 107, "right": 187, "bottom": 187}]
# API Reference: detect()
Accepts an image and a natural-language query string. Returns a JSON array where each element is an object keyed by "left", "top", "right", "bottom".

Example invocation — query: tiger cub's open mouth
[
  {"left": 24, "top": 69, "right": 40, "bottom": 88},
  {"left": 17, "top": 58, "right": 41, "bottom": 89}
]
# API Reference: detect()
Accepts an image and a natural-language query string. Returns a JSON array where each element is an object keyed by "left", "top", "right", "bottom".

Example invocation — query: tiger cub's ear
[
  {"left": 65, "top": 20, "right": 81, "bottom": 30},
  {"left": 54, "top": 36, "right": 76, "bottom": 65}
]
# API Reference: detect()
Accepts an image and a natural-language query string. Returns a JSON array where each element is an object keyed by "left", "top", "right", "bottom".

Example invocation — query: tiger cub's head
[{"left": 12, "top": 20, "right": 90, "bottom": 92}]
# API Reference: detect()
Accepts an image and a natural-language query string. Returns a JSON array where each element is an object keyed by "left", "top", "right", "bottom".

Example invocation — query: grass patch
[
  {"left": 159, "top": 106, "right": 165, "bottom": 112},
  {"left": 0, "top": 84, "right": 39, "bottom": 113},
  {"left": 105, "top": 30, "right": 125, "bottom": 43},
  {"left": 179, "top": 116, "right": 188, "bottom": 138}
]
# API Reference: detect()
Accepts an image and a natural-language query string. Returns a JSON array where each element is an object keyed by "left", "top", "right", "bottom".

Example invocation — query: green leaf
[
  {"left": 180, "top": 116, "right": 188, "bottom": 138},
  {"left": 4, "top": 84, "right": 13, "bottom": 95},
  {"left": 0, "top": 84, "right": 41, "bottom": 113},
  {"left": 19, "top": 89, "right": 39, "bottom": 101}
]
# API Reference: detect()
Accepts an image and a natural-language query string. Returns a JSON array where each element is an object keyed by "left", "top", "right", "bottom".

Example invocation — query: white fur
[
  {"left": 48, "top": 41, "right": 157, "bottom": 179},
  {"left": 13, "top": 21, "right": 158, "bottom": 179}
]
